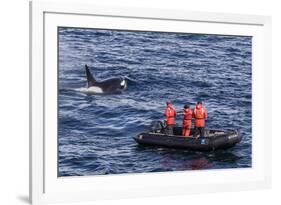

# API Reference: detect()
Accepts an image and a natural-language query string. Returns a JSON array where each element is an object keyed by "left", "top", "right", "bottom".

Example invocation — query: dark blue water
[{"left": 58, "top": 27, "right": 252, "bottom": 176}]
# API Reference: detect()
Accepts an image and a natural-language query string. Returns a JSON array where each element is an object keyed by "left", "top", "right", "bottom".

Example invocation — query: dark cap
[{"left": 184, "top": 104, "right": 190, "bottom": 109}]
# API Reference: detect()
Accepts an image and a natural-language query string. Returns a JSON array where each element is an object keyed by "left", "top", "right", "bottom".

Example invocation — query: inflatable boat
[{"left": 134, "top": 121, "right": 241, "bottom": 151}]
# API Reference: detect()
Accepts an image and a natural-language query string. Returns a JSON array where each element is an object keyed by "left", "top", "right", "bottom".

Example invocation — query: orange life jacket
[
  {"left": 165, "top": 104, "right": 177, "bottom": 125},
  {"left": 193, "top": 104, "right": 208, "bottom": 127},
  {"left": 182, "top": 108, "right": 193, "bottom": 127}
]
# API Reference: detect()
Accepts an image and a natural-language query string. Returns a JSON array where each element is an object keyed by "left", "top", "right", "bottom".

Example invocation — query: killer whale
[{"left": 84, "top": 64, "right": 128, "bottom": 94}]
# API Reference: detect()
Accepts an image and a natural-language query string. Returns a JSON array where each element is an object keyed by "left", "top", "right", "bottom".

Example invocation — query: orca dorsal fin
[{"left": 85, "top": 64, "right": 97, "bottom": 87}]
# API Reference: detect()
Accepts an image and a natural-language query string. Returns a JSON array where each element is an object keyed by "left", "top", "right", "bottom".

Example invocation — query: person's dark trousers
[
  {"left": 165, "top": 125, "right": 174, "bottom": 135},
  {"left": 193, "top": 127, "right": 205, "bottom": 138},
  {"left": 199, "top": 127, "right": 205, "bottom": 137}
]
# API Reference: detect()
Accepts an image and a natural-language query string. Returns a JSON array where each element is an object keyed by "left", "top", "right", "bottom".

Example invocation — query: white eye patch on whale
[{"left": 84, "top": 64, "right": 128, "bottom": 94}]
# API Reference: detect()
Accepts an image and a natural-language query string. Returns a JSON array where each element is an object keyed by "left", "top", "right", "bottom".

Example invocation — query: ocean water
[{"left": 58, "top": 27, "right": 252, "bottom": 176}]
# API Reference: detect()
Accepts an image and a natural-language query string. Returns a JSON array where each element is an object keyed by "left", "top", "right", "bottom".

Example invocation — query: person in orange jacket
[
  {"left": 193, "top": 101, "right": 208, "bottom": 138},
  {"left": 182, "top": 104, "right": 193, "bottom": 137},
  {"left": 164, "top": 101, "right": 177, "bottom": 135}
]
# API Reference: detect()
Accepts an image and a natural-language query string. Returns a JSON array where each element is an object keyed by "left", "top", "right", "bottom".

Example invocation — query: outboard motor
[{"left": 150, "top": 121, "right": 165, "bottom": 133}]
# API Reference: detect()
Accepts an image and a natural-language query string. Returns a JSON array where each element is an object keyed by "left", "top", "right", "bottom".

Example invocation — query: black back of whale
[{"left": 85, "top": 64, "right": 127, "bottom": 93}]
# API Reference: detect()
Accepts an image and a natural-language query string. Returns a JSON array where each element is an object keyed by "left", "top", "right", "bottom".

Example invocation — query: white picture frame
[{"left": 29, "top": 1, "right": 272, "bottom": 204}]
